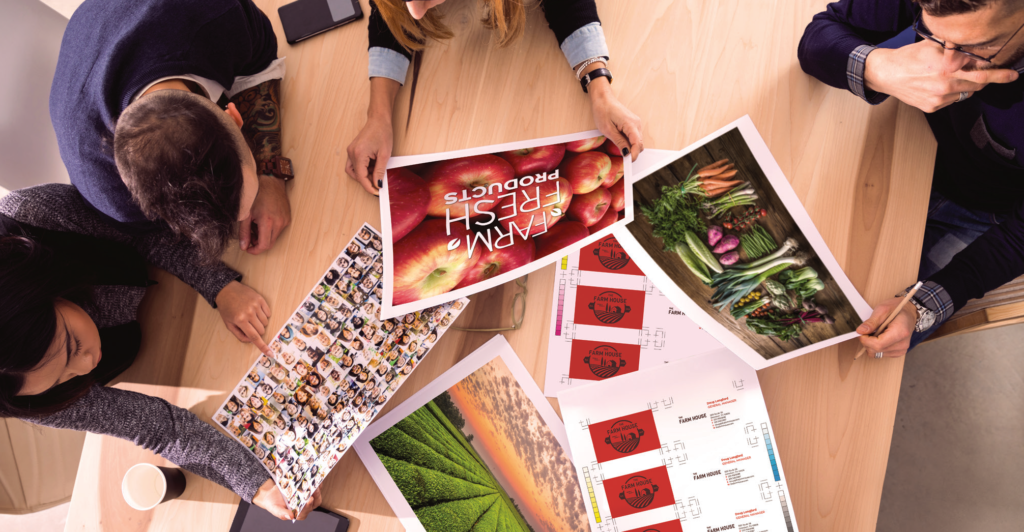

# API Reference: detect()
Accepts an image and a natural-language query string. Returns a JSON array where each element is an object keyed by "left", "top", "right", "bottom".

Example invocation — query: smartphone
[
  {"left": 278, "top": 0, "right": 363, "bottom": 45},
  {"left": 229, "top": 500, "right": 350, "bottom": 532}
]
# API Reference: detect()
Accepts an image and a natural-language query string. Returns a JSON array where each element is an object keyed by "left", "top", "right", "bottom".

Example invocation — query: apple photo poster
[
  {"left": 613, "top": 116, "right": 871, "bottom": 370},
  {"left": 380, "top": 131, "right": 632, "bottom": 318}
]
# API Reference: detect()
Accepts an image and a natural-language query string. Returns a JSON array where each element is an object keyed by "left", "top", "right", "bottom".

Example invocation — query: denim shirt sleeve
[
  {"left": 847, "top": 44, "right": 889, "bottom": 104},
  {"left": 369, "top": 46, "right": 411, "bottom": 85},
  {"left": 560, "top": 22, "right": 610, "bottom": 69}
]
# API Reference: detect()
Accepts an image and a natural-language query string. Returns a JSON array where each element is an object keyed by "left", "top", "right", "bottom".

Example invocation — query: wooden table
[{"left": 64, "top": 1, "right": 937, "bottom": 531}]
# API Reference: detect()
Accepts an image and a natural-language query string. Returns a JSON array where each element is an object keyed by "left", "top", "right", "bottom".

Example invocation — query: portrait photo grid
[{"left": 212, "top": 224, "right": 469, "bottom": 511}]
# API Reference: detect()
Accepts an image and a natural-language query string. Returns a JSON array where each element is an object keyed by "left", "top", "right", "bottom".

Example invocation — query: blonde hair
[{"left": 375, "top": 0, "right": 527, "bottom": 51}]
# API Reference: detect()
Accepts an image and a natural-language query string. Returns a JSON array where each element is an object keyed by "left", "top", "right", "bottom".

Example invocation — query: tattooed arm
[{"left": 230, "top": 79, "right": 291, "bottom": 254}]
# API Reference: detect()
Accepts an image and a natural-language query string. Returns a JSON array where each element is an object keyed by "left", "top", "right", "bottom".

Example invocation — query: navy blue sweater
[
  {"left": 799, "top": 0, "right": 1024, "bottom": 312},
  {"left": 50, "top": 0, "right": 278, "bottom": 225}
]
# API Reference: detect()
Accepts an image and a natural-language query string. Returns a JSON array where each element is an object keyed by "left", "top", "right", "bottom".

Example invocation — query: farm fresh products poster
[
  {"left": 354, "top": 336, "right": 587, "bottom": 532},
  {"left": 380, "top": 131, "right": 632, "bottom": 318}
]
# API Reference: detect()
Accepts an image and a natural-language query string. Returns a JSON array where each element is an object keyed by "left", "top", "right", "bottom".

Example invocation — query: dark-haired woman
[
  {"left": 0, "top": 185, "right": 319, "bottom": 521},
  {"left": 345, "top": 0, "right": 643, "bottom": 195}
]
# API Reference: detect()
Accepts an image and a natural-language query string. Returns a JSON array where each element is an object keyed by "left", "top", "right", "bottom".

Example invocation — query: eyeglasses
[{"left": 913, "top": 12, "right": 1024, "bottom": 63}]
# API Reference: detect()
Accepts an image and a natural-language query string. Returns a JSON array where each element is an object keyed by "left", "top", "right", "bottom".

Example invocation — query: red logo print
[
  {"left": 604, "top": 466, "right": 675, "bottom": 518},
  {"left": 574, "top": 285, "right": 645, "bottom": 330},
  {"left": 568, "top": 340, "right": 641, "bottom": 381},
  {"left": 579, "top": 235, "right": 645, "bottom": 276},
  {"left": 588, "top": 409, "right": 661, "bottom": 463}
]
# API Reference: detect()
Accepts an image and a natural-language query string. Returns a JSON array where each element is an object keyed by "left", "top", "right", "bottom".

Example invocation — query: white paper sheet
[
  {"left": 558, "top": 351, "right": 799, "bottom": 532},
  {"left": 354, "top": 335, "right": 588, "bottom": 532},
  {"left": 613, "top": 116, "right": 872, "bottom": 370},
  {"left": 380, "top": 131, "right": 633, "bottom": 319}
]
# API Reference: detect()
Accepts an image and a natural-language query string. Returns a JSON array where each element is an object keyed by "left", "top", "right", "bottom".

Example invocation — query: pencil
[{"left": 854, "top": 281, "right": 923, "bottom": 360}]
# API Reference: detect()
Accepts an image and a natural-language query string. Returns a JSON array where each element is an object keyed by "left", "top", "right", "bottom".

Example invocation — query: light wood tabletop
[{"left": 63, "top": 1, "right": 937, "bottom": 531}]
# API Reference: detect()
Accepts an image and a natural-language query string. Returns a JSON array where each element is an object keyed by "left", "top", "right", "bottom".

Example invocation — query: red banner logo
[
  {"left": 579, "top": 235, "right": 645, "bottom": 276},
  {"left": 568, "top": 340, "right": 641, "bottom": 381},
  {"left": 588, "top": 409, "right": 661, "bottom": 463},
  {"left": 604, "top": 466, "right": 675, "bottom": 518},
  {"left": 574, "top": 286, "right": 645, "bottom": 329}
]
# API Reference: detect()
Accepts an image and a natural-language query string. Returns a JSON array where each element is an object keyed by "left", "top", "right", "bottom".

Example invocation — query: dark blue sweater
[
  {"left": 798, "top": 0, "right": 1024, "bottom": 312},
  {"left": 50, "top": 0, "right": 278, "bottom": 225}
]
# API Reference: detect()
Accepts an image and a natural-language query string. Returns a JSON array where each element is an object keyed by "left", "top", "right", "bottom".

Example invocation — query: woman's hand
[
  {"left": 215, "top": 281, "right": 272, "bottom": 356},
  {"left": 857, "top": 296, "right": 919, "bottom": 358},
  {"left": 251, "top": 479, "right": 323, "bottom": 520},
  {"left": 346, "top": 77, "right": 402, "bottom": 196},
  {"left": 586, "top": 76, "right": 643, "bottom": 162},
  {"left": 346, "top": 116, "right": 392, "bottom": 196},
  {"left": 240, "top": 175, "right": 291, "bottom": 255}
]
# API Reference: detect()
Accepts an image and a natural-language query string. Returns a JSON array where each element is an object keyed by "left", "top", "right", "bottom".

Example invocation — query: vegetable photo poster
[
  {"left": 379, "top": 131, "right": 632, "bottom": 319},
  {"left": 614, "top": 116, "right": 871, "bottom": 369},
  {"left": 212, "top": 224, "right": 469, "bottom": 512},
  {"left": 558, "top": 349, "right": 800, "bottom": 532},
  {"left": 354, "top": 335, "right": 588, "bottom": 532},
  {"left": 543, "top": 233, "right": 729, "bottom": 398}
]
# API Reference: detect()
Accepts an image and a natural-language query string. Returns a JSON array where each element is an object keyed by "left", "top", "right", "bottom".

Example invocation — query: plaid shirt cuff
[
  {"left": 907, "top": 281, "right": 954, "bottom": 329},
  {"left": 847, "top": 44, "right": 889, "bottom": 105}
]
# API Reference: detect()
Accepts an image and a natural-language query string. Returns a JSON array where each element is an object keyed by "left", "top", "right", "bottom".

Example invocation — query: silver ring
[
  {"left": 874, "top": 352, "right": 884, "bottom": 359},
  {"left": 957, "top": 91, "right": 970, "bottom": 102}
]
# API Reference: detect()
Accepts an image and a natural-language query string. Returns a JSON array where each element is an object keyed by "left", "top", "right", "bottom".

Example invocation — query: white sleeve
[{"left": 225, "top": 57, "right": 288, "bottom": 98}]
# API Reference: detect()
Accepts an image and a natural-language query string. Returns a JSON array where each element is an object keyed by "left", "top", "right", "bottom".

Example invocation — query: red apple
[
  {"left": 567, "top": 187, "right": 611, "bottom": 227},
  {"left": 498, "top": 144, "right": 566, "bottom": 177},
  {"left": 602, "top": 138, "right": 623, "bottom": 156},
  {"left": 392, "top": 219, "right": 482, "bottom": 305},
  {"left": 609, "top": 178, "right": 625, "bottom": 212},
  {"left": 589, "top": 207, "right": 619, "bottom": 234},
  {"left": 423, "top": 155, "right": 514, "bottom": 218},
  {"left": 453, "top": 234, "right": 536, "bottom": 289},
  {"left": 534, "top": 221, "right": 590, "bottom": 258},
  {"left": 493, "top": 177, "right": 573, "bottom": 235},
  {"left": 566, "top": 136, "right": 606, "bottom": 153},
  {"left": 559, "top": 151, "right": 611, "bottom": 194},
  {"left": 387, "top": 168, "right": 431, "bottom": 242},
  {"left": 602, "top": 155, "right": 624, "bottom": 188}
]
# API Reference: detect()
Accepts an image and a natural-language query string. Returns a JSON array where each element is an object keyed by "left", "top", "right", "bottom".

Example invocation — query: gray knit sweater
[{"left": 1, "top": 184, "right": 270, "bottom": 502}]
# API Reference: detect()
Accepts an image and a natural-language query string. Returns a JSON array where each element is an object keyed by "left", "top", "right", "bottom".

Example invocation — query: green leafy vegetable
[
  {"left": 685, "top": 231, "right": 723, "bottom": 274},
  {"left": 675, "top": 244, "right": 712, "bottom": 284},
  {"left": 640, "top": 184, "right": 707, "bottom": 251}
]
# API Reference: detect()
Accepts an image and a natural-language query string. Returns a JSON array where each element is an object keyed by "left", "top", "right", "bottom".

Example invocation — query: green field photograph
[{"left": 369, "top": 356, "right": 588, "bottom": 532}]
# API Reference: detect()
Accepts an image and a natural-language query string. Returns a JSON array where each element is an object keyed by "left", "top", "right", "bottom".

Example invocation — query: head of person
[
  {"left": 916, "top": 0, "right": 1024, "bottom": 71},
  {"left": 113, "top": 90, "right": 260, "bottom": 263},
  {"left": 0, "top": 236, "right": 106, "bottom": 417}
]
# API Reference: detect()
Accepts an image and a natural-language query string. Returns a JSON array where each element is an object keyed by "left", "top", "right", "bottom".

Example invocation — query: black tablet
[{"left": 228, "top": 501, "right": 349, "bottom": 532}]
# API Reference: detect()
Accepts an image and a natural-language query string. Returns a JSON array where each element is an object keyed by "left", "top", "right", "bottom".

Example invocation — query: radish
[
  {"left": 712, "top": 234, "right": 739, "bottom": 254},
  {"left": 719, "top": 251, "right": 740, "bottom": 265},
  {"left": 707, "top": 225, "right": 724, "bottom": 247}
]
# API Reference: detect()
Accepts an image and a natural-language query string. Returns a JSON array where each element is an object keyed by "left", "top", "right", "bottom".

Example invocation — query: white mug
[{"left": 121, "top": 463, "right": 186, "bottom": 511}]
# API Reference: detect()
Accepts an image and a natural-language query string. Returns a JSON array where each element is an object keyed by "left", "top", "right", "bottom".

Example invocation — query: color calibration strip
[
  {"left": 778, "top": 490, "right": 794, "bottom": 532},
  {"left": 582, "top": 466, "right": 602, "bottom": 523},
  {"left": 761, "top": 422, "right": 780, "bottom": 481},
  {"left": 561, "top": 256, "right": 568, "bottom": 269},
  {"left": 555, "top": 278, "right": 567, "bottom": 336}
]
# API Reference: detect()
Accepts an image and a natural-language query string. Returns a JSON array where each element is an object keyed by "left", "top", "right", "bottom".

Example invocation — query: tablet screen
[{"left": 230, "top": 501, "right": 348, "bottom": 532}]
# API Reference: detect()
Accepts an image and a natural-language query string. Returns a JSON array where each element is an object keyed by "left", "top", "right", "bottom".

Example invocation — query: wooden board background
[
  {"left": 629, "top": 127, "right": 861, "bottom": 359},
  {"left": 55, "top": 0, "right": 940, "bottom": 531}
]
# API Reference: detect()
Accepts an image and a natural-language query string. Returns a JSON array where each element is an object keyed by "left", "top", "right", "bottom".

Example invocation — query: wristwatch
[
  {"left": 580, "top": 68, "right": 613, "bottom": 94},
  {"left": 259, "top": 156, "right": 294, "bottom": 181},
  {"left": 900, "top": 290, "right": 936, "bottom": 332}
]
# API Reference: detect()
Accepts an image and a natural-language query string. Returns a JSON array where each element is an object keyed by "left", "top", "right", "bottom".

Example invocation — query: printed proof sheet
[
  {"left": 213, "top": 224, "right": 468, "bottom": 511},
  {"left": 559, "top": 351, "right": 799, "bottom": 532},
  {"left": 543, "top": 234, "right": 726, "bottom": 397},
  {"left": 380, "top": 131, "right": 633, "bottom": 318},
  {"left": 355, "top": 335, "right": 588, "bottom": 532}
]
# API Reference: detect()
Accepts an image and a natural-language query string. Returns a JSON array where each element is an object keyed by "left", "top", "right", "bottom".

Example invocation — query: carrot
[
  {"left": 696, "top": 159, "right": 731, "bottom": 177},
  {"left": 701, "top": 178, "right": 742, "bottom": 188}
]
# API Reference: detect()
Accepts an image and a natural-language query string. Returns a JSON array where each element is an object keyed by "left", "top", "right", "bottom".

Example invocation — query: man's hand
[
  {"left": 240, "top": 175, "right": 291, "bottom": 254},
  {"left": 216, "top": 281, "right": 272, "bottom": 356},
  {"left": 864, "top": 39, "right": 1019, "bottom": 113},
  {"left": 251, "top": 479, "right": 323, "bottom": 521},
  {"left": 586, "top": 77, "right": 643, "bottom": 162},
  {"left": 857, "top": 296, "right": 919, "bottom": 358},
  {"left": 346, "top": 115, "right": 392, "bottom": 196}
]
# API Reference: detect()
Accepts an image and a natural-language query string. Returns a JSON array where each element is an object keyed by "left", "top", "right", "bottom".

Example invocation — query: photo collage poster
[
  {"left": 544, "top": 234, "right": 727, "bottom": 397},
  {"left": 212, "top": 224, "right": 469, "bottom": 511},
  {"left": 558, "top": 351, "right": 800, "bottom": 532}
]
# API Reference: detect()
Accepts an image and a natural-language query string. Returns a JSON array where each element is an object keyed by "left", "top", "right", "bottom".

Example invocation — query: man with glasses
[{"left": 798, "top": 0, "right": 1024, "bottom": 357}]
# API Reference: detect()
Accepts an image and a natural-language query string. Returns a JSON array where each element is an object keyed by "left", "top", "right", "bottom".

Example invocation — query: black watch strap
[{"left": 580, "top": 67, "right": 613, "bottom": 93}]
